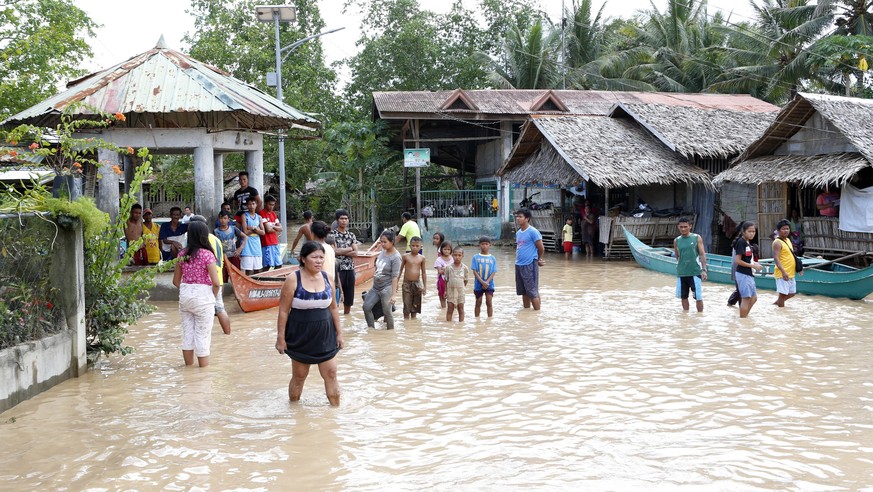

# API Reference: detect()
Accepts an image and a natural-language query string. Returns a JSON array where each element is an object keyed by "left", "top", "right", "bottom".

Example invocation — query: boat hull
[
  {"left": 227, "top": 252, "right": 377, "bottom": 313},
  {"left": 623, "top": 226, "right": 873, "bottom": 300}
]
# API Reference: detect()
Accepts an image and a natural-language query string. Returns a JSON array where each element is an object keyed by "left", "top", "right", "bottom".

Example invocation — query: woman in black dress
[{"left": 275, "top": 241, "right": 344, "bottom": 405}]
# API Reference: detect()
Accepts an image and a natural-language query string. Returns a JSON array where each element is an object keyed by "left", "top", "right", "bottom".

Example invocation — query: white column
[
  {"left": 214, "top": 153, "right": 225, "bottom": 212},
  {"left": 245, "top": 149, "right": 264, "bottom": 201},
  {"left": 96, "top": 148, "right": 121, "bottom": 221},
  {"left": 193, "top": 144, "right": 216, "bottom": 225}
]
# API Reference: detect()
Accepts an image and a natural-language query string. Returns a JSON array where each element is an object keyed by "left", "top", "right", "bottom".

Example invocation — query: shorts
[
  {"left": 563, "top": 241, "right": 573, "bottom": 253},
  {"left": 402, "top": 280, "right": 423, "bottom": 314},
  {"left": 735, "top": 272, "right": 757, "bottom": 298},
  {"left": 261, "top": 244, "right": 282, "bottom": 267},
  {"left": 474, "top": 288, "right": 494, "bottom": 299},
  {"left": 515, "top": 262, "right": 540, "bottom": 299},
  {"left": 676, "top": 276, "right": 703, "bottom": 301},
  {"left": 776, "top": 277, "right": 797, "bottom": 295},
  {"left": 446, "top": 286, "right": 465, "bottom": 305},
  {"left": 179, "top": 283, "right": 215, "bottom": 357},
  {"left": 132, "top": 247, "right": 148, "bottom": 266},
  {"left": 437, "top": 275, "right": 447, "bottom": 299},
  {"left": 240, "top": 255, "right": 263, "bottom": 271},
  {"left": 338, "top": 270, "right": 356, "bottom": 307},
  {"left": 214, "top": 285, "right": 225, "bottom": 314}
]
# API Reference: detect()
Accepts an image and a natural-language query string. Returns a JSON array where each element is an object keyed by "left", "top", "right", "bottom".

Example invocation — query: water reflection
[{"left": 1, "top": 248, "right": 872, "bottom": 489}]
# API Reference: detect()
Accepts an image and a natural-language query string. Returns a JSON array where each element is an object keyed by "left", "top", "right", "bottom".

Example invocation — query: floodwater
[{"left": 2, "top": 247, "right": 873, "bottom": 490}]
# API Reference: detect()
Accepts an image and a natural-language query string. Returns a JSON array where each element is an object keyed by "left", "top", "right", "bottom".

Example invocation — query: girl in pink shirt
[{"left": 173, "top": 221, "right": 220, "bottom": 367}]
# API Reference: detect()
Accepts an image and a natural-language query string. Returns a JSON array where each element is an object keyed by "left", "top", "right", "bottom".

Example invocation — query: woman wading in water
[{"left": 275, "top": 241, "right": 344, "bottom": 405}]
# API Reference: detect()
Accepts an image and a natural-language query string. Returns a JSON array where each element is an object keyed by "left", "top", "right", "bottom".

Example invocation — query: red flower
[
  {"left": 115, "top": 112, "right": 126, "bottom": 122},
  {"left": 45, "top": 302, "right": 53, "bottom": 310},
  {"left": 8, "top": 150, "right": 17, "bottom": 157},
  {"left": 127, "top": 146, "right": 134, "bottom": 155},
  {"left": 112, "top": 165, "right": 122, "bottom": 175},
  {"left": 28, "top": 142, "right": 39, "bottom": 150}
]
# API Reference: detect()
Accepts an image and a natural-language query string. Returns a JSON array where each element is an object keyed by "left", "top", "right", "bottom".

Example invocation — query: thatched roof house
[
  {"left": 497, "top": 116, "right": 712, "bottom": 189},
  {"left": 713, "top": 93, "right": 873, "bottom": 258},
  {"left": 611, "top": 103, "right": 777, "bottom": 159},
  {"left": 714, "top": 93, "right": 873, "bottom": 187}
]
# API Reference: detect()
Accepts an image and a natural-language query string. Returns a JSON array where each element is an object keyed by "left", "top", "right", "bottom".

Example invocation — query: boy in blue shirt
[
  {"left": 514, "top": 208, "right": 545, "bottom": 310},
  {"left": 471, "top": 236, "right": 498, "bottom": 317}
]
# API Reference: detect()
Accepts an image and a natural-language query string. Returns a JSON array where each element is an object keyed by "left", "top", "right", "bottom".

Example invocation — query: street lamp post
[{"left": 255, "top": 5, "right": 344, "bottom": 247}]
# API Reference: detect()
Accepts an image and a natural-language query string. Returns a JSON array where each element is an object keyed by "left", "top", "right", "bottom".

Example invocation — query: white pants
[{"left": 179, "top": 283, "right": 216, "bottom": 357}]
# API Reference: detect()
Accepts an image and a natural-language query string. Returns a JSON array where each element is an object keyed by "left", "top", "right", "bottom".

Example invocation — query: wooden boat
[
  {"left": 623, "top": 226, "right": 873, "bottom": 300},
  {"left": 227, "top": 243, "right": 380, "bottom": 312}
]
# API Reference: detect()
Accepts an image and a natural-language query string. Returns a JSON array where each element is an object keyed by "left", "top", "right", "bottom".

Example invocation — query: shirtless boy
[
  {"left": 398, "top": 237, "right": 427, "bottom": 319},
  {"left": 124, "top": 203, "right": 146, "bottom": 265}
]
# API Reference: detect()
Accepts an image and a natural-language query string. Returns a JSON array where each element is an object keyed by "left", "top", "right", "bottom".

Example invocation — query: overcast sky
[{"left": 74, "top": 0, "right": 759, "bottom": 76}]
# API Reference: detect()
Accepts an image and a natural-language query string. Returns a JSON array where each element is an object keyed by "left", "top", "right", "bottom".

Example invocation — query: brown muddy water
[{"left": 2, "top": 247, "right": 873, "bottom": 490}]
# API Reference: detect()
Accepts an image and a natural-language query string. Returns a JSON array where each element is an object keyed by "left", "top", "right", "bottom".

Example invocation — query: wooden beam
[{"left": 403, "top": 136, "right": 501, "bottom": 143}]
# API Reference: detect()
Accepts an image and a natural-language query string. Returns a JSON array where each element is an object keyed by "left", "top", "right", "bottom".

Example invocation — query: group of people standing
[
  {"left": 278, "top": 207, "right": 549, "bottom": 405},
  {"left": 673, "top": 217, "right": 802, "bottom": 318}
]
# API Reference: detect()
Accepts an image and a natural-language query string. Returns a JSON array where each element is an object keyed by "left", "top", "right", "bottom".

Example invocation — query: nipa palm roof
[
  {"left": 720, "top": 93, "right": 873, "bottom": 186},
  {"left": 2, "top": 37, "right": 319, "bottom": 131},
  {"left": 498, "top": 116, "right": 712, "bottom": 189},
  {"left": 611, "top": 103, "right": 777, "bottom": 159}
]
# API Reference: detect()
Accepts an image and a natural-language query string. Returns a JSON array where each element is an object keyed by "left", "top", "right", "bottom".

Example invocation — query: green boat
[{"left": 622, "top": 226, "right": 873, "bottom": 300}]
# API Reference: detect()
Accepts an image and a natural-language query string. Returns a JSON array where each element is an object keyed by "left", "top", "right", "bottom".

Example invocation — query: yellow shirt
[
  {"left": 209, "top": 233, "right": 224, "bottom": 286},
  {"left": 772, "top": 237, "right": 796, "bottom": 278},
  {"left": 562, "top": 224, "right": 573, "bottom": 243},
  {"left": 142, "top": 222, "right": 161, "bottom": 264}
]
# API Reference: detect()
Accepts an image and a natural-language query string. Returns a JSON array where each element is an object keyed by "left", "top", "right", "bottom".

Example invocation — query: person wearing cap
[{"left": 142, "top": 208, "right": 161, "bottom": 265}]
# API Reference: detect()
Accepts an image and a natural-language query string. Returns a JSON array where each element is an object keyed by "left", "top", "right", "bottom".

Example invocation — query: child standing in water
[
  {"left": 433, "top": 241, "right": 453, "bottom": 308},
  {"left": 398, "top": 237, "right": 427, "bottom": 319},
  {"left": 445, "top": 246, "right": 469, "bottom": 322},
  {"left": 471, "top": 237, "right": 497, "bottom": 318},
  {"left": 562, "top": 217, "right": 574, "bottom": 260}
]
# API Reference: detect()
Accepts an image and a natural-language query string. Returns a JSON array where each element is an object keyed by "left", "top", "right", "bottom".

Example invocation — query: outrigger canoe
[
  {"left": 227, "top": 243, "right": 380, "bottom": 312},
  {"left": 623, "top": 226, "right": 873, "bottom": 300}
]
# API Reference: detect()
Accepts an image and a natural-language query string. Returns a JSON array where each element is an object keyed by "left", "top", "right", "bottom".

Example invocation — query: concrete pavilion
[{"left": 2, "top": 36, "right": 319, "bottom": 222}]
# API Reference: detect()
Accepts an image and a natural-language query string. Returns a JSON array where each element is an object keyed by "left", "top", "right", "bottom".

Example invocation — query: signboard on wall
[{"left": 404, "top": 148, "right": 430, "bottom": 168}]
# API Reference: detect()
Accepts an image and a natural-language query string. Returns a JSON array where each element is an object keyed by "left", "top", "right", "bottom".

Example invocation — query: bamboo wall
[{"left": 802, "top": 217, "right": 873, "bottom": 257}]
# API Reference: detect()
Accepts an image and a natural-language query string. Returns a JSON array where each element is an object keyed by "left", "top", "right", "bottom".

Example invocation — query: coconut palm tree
[
  {"left": 584, "top": 0, "right": 727, "bottom": 93},
  {"left": 482, "top": 19, "right": 561, "bottom": 89},
  {"left": 815, "top": 0, "right": 873, "bottom": 36},
  {"left": 813, "top": 0, "right": 873, "bottom": 93},
  {"left": 706, "top": 0, "right": 833, "bottom": 103},
  {"left": 560, "top": 0, "right": 657, "bottom": 90}
]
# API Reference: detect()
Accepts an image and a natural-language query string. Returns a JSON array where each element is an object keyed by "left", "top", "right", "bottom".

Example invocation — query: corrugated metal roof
[
  {"left": 373, "top": 90, "right": 777, "bottom": 118},
  {"left": 2, "top": 40, "right": 319, "bottom": 131}
]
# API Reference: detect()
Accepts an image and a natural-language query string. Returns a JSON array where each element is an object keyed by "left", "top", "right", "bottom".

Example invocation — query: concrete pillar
[
  {"left": 51, "top": 220, "right": 86, "bottom": 376},
  {"left": 193, "top": 144, "right": 216, "bottom": 225},
  {"left": 123, "top": 155, "right": 144, "bottom": 206},
  {"left": 245, "top": 149, "right": 264, "bottom": 200},
  {"left": 500, "top": 122, "right": 514, "bottom": 222},
  {"left": 214, "top": 153, "right": 225, "bottom": 212},
  {"left": 96, "top": 148, "right": 121, "bottom": 222}
]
